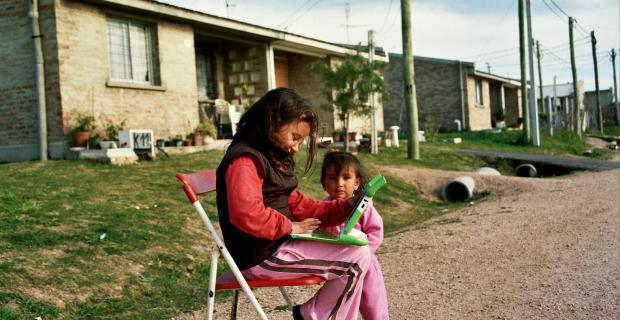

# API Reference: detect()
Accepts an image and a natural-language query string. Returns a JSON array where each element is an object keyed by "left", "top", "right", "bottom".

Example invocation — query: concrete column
[{"left": 263, "top": 44, "right": 276, "bottom": 90}]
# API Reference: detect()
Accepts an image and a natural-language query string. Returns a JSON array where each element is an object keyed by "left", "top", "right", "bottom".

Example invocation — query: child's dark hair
[
  {"left": 231, "top": 88, "right": 318, "bottom": 175},
  {"left": 320, "top": 152, "right": 367, "bottom": 194}
]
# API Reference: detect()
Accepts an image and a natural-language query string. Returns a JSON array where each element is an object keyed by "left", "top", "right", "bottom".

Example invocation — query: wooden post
[
  {"left": 569, "top": 17, "right": 581, "bottom": 137},
  {"left": 526, "top": 0, "right": 540, "bottom": 146},
  {"left": 368, "top": 30, "right": 378, "bottom": 154},
  {"left": 591, "top": 31, "right": 603, "bottom": 133},
  {"left": 536, "top": 40, "right": 546, "bottom": 135},
  {"left": 612, "top": 49, "right": 620, "bottom": 125},
  {"left": 519, "top": 0, "right": 529, "bottom": 142},
  {"left": 401, "top": 0, "right": 419, "bottom": 160}
]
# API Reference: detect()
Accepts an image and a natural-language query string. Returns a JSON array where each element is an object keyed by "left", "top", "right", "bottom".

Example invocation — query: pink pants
[
  {"left": 360, "top": 255, "right": 389, "bottom": 320},
  {"left": 242, "top": 239, "right": 372, "bottom": 320}
]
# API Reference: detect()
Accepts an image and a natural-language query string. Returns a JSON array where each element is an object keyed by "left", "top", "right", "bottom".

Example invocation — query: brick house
[
  {"left": 384, "top": 53, "right": 522, "bottom": 133},
  {"left": 0, "top": 0, "right": 386, "bottom": 162}
]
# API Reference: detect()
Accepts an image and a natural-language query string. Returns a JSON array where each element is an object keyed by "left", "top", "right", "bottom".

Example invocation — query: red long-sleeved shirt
[{"left": 225, "top": 155, "right": 352, "bottom": 240}]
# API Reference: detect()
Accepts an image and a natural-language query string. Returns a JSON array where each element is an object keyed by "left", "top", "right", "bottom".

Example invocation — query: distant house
[
  {"left": 539, "top": 81, "right": 585, "bottom": 130},
  {"left": 0, "top": 0, "right": 387, "bottom": 162},
  {"left": 384, "top": 54, "right": 522, "bottom": 133},
  {"left": 584, "top": 88, "right": 617, "bottom": 127}
]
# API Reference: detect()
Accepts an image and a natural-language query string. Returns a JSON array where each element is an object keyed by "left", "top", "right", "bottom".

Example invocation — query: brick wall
[
  {"left": 0, "top": 0, "right": 64, "bottom": 161},
  {"left": 223, "top": 45, "right": 266, "bottom": 107},
  {"left": 384, "top": 54, "right": 468, "bottom": 133},
  {"left": 466, "top": 76, "right": 492, "bottom": 130},
  {"left": 288, "top": 53, "right": 334, "bottom": 137}
]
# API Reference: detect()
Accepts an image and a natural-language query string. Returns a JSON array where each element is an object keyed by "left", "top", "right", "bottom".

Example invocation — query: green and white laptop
[{"left": 290, "top": 175, "right": 387, "bottom": 246}]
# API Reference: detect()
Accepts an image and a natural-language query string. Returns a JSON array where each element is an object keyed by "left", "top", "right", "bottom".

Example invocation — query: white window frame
[{"left": 107, "top": 17, "right": 160, "bottom": 86}]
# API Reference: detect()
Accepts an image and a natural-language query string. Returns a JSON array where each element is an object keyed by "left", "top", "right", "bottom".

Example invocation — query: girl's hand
[{"left": 291, "top": 218, "right": 321, "bottom": 234}]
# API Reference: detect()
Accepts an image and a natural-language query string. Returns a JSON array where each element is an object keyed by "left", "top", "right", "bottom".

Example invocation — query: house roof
[
  {"left": 388, "top": 52, "right": 475, "bottom": 67},
  {"left": 473, "top": 71, "right": 521, "bottom": 88},
  {"left": 73, "top": 0, "right": 389, "bottom": 61}
]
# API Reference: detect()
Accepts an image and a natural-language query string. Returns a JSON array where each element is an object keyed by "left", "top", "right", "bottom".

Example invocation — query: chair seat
[{"left": 215, "top": 271, "right": 325, "bottom": 290}]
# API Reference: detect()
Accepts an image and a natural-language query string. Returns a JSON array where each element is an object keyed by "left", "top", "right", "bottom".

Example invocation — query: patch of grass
[{"left": 430, "top": 129, "right": 608, "bottom": 159}]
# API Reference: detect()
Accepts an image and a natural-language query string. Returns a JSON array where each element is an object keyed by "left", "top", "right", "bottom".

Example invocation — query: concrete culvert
[
  {"left": 442, "top": 176, "right": 475, "bottom": 202},
  {"left": 476, "top": 167, "right": 501, "bottom": 176},
  {"left": 515, "top": 163, "right": 537, "bottom": 177}
]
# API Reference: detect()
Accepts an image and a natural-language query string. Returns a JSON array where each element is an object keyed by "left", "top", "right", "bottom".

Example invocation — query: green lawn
[
  {"left": 427, "top": 128, "right": 615, "bottom": 159},
  {"left": 0, "top": 128, "right": 609, "bottom": 319}
]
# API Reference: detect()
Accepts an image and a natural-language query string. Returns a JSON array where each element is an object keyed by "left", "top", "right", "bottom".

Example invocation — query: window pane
[
  {"left": 107, "top": 19, "right": 131, "bottom": 80},
  {"left": 129, "top": 23, "right": 149, "bottom": 83}
]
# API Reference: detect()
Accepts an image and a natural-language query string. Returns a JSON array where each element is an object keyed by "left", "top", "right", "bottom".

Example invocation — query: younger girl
[
  {"left": 320, "top": 151, "right": 389, "bottom": 319},
  {"left": 215, "top": 88, "right": 371, "bottom": 320}
]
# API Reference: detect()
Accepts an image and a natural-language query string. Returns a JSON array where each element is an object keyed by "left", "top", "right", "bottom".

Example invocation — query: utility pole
[
  {"left": 612, "top": 49, "right": 620, "bottom": 125},
  {"left": 569, "top": 17, "right": 581, "bottom": 137},
  {"left": 345, "top": 2, "right": 351, "bottom": 43},
  {"left": 368, "top": 30, "right": 378, "bottom": 154},
  {"left": 551, "top": 75, "right": 557, "bottom": 136},
  {"left": 401, "top": 0, "right": 419, "bottom": 160},
  {"left": 591, "top": 31, "right": 603, "bottom": 133},
  {"left": 526, "top": 0, "right": 540, "bottom": 146},
  {"left": 519, "top": 0, "right": 530, "bottom": 142},
  {"left": 536, "top": 40, "right": 546, "bottom": 135}
]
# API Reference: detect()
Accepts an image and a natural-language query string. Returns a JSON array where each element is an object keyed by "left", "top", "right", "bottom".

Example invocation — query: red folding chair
[{"left": 176, "top": 170, "right": 325, "bottom": 319}]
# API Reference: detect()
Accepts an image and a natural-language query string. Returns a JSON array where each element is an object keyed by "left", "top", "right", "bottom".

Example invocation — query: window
[
  {"left": 475, "top": 79, "right": 484, "bottom": 105},
  {"left": 195, "top": 51, "right": 216, "bottom": 99},
  {"left": 107, "top": 17, "right": 160, "bottom": 85}
]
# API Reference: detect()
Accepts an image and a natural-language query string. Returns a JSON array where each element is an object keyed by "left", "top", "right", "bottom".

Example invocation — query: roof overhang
[
  {"left": 473, "top": 71, "right": 521, "bottom": 88},
  {"left": 73, "top": 0, "right": 388, "bottom": 61}
]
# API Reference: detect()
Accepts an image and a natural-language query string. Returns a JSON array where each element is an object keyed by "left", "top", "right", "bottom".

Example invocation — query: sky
[{"left": 161, "top": 0, "right": 620, "bottom": 92}]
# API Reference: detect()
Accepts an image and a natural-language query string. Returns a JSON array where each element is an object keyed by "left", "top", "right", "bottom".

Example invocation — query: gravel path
[{"left": 178, "top": 166, "right": 620, "bottom": 320}]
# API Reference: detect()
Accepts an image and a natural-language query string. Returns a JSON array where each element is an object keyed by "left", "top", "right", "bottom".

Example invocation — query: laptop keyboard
[{"left": 310, "top": 230, "right": 340, "bottom": 240}]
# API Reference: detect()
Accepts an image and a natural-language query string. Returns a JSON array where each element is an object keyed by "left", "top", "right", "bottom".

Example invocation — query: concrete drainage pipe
[
  {"left": 476, "top": 167, "right": 501, "bottom": 176},
  {"left": 442, "top": 176, "right": 475, "bottom": 202},
  {"left": 515, "top": 163, "right": 537, "bottom": 177}
]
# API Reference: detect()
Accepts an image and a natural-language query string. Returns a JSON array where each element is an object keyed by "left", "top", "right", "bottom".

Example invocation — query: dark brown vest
[{"left": 216, "top": 141, "right": 298, "bottom": 270}]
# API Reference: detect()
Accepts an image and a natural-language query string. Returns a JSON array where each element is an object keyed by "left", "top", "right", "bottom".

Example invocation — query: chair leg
[
  {"left": 230, "top": 290, "right": 239, "bottom": 320},
  {"left": 206, "top": 251, "right": 219, "bottom": 320},
  {"left": 278, "top": 287, "right": 295, "bottom": 310}
]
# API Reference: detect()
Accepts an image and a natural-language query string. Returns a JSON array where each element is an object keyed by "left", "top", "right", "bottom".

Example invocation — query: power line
[
  {"left": 281, "top": 0, "right": 322, "bottom": 31},
  {"left": 541, "top": 0, "right": 566, "bottom": 23},
  {"left": 548, "top": 0, "right": 569, "bottom": 17},
  {"left": 377, "top": 0, "right": 393, "bottom": 34}
]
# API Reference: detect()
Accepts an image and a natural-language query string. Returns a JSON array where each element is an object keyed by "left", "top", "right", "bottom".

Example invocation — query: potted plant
[
  {"left": 195, "top": 120, "right": 217, "bottom": 145},
  {"left": 173, "top": 134, "right": 184, "bottom": 147},
  {"left": 495, "top": 108, "right": 506, "bottom": 129},
  {"left": 70, "top": 113, "right": 96, "bottom": 147}
]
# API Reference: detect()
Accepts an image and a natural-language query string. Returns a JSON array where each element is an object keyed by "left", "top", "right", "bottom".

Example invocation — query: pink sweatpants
[
  {"left": 360, "top": 255, "right": 389, "bottom": 319},
  {"left": 242, "top": 239, "right": 372, "bottom": 320}
]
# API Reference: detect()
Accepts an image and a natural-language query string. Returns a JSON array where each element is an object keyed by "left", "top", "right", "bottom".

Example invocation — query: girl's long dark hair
[{"left": 230, "top": 88, "right": 318, "bottom": 176}]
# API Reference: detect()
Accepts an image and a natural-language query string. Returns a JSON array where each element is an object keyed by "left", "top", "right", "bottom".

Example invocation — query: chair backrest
[{"left": 176, "top": 170, "right": 216, "bottom": 203}]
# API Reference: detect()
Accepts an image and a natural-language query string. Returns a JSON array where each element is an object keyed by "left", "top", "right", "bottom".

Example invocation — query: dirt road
[{"left": 181, "top": 166, "right": 620, "bottom": 320}]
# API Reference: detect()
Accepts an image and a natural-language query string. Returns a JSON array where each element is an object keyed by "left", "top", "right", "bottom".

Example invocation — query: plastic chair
[{"left": 176, "top": 170, "right": 325, "bottom": 320}]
